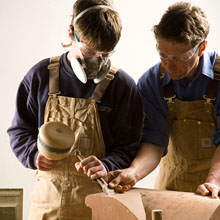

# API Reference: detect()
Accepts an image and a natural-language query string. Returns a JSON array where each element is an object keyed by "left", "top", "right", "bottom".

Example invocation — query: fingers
[
  {"left": 111, "top": 184, "right": 131, "bottom": 193},
  {"left": 196, "top": 184, "right": 210, "bottom": 196},
  {"left": 196, "top": 183, "right": 220, "bottom": 199},
  {"left": 36, "top": 153, "right": 55, "bottom": 171},
  {"left": 104, "top": 170, "right": 120, "bottom": 183},
  {"left": 89, "top": 169, "right": 105, "bottom": 179},
  {"left": 108, "top": 179, "right": 132, "bottom": 193},
  {"left": 204, "top": 183, "right": 219, "bottom": 199},
  {"left": 108, "top": 172, "right": 125, "bottom": 187},
  {"left": 75, "top": 155, "right": 107, "bottom": 179},
  {"left": 106, "top": 169, "right": 135, "bottom": 193},
  {"left": 212, "top": 189, "right": 219, "bottom": 199},
  {"left": 75, "top": 162, "right": 82, "bottom": 172}
]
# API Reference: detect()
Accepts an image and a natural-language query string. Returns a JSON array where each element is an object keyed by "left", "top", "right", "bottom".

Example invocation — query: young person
[{"left": 7, "top": 0, "right": 143, "bottom": 219}]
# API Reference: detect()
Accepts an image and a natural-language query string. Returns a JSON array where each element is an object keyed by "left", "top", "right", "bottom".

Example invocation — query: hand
[
  {"left": 104, "top": 168, "right": 138, "bottom": 193},
  {"left": 196, "top": 182, "right": 220, "bottom": 199},
  {"left": 75, "top": 155, "right": 107, "bottom": 179},
  {"left": 36, "top": 153, "right": 55, "bottom": 171}
]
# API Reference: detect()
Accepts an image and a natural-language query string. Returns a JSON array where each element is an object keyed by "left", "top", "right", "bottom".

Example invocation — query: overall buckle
[
  {"left": 48, "top": 91, "right": 61, "bottom": 97},
  {"left": 203, "top": 95, "right": 216, "bottom": 104},
  {"left": 164, "top": 95, "right": 176, "bottom": 103}
]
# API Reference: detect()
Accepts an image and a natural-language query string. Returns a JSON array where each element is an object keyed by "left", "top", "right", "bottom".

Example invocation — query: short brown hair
[
  {"left": 152, "top": 1, "right": 209, "bottom": 46},
  {"left": 71, "top": 0, "right": 122, "bottom": 51}
]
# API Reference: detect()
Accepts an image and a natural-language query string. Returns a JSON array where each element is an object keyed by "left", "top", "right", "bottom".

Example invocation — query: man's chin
[{"left": 169, "top": 74, "right": 182, "bottom": 80}]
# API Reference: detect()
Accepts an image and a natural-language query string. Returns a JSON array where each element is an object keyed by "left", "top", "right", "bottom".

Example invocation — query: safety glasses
[
  {"left": 74, "top": 32, "right": 115, "bottom": 58},
  {"left": 157, "top": 41, "right": 202, "bottom": 62}
]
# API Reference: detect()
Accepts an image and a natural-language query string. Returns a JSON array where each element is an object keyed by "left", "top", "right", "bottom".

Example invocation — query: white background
[{"left": 1, "top": 0, "right": 220, "bottom": 219}]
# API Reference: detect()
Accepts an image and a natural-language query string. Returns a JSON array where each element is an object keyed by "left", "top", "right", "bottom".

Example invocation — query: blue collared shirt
[{"left": 137, "top": 51, "right": 220, "bottom": 152}]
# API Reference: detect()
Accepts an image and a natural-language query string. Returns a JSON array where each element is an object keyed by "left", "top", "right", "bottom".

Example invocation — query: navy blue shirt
[
  {"left": 137, "top": 51, "right": 220, "bottom": 152},
  {"left": 7, "top": 53, "right": 143, "bottom": 170}
]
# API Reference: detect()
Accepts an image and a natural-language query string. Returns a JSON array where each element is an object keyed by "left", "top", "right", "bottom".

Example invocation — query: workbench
[{"left": 85, "top": 188, "right": 220, "bottom": 220}]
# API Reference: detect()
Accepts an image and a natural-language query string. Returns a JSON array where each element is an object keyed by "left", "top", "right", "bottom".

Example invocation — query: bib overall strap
[
  {"left": 47, "top": 56, "right": 61, "bottom": 96},
  {"left": 159, "top": 64, "right": 176, "bottom": 103},
  {"left": 203, "top": 54, "right": 220, "bottom": 103},
  {"left": 90, "top": 64, "right": 119, "bottom": 103},
  {"left": 163, "top": 80, "right": 176, "bottom": 104}
]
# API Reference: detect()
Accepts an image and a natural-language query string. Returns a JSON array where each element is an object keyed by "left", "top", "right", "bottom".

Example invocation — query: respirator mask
[
  {"left": 70, "top": 41, "right": 111, "bottom": 84},
  {"left": 70, "top": 5, "right": 114, "bottom": 84}
]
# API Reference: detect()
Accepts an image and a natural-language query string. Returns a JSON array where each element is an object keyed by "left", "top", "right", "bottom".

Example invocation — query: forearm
[
  {"left": 106, "top": 142, "right": 164, "bottom": 193},
  {"left": 7, "top": 115, "right": 39, "bottom": 169},
  {"left": 8, "top": 131, "right": 38, "bottom": 169},
  {"left": 101, "top": 141, "right": 141, "bottom": 172},
  {"left": 206, "top": 145, "right": 220, "bottom": 185},
  {"left": 129, "top": 142, "right": 164, "bottom": 182}
]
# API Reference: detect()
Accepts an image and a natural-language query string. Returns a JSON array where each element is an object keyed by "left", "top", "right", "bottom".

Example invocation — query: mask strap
[
  {"left": 74, "top": 32, "right": 87, "bottom": 69},
  {"left": 73, "top": 5, "right": 114, "bottom": 25}
]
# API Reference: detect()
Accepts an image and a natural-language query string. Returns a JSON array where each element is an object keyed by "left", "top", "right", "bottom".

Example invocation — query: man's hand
[
  {"left": 196, "top": 182, "right": 220, "bottom": 199},
  {"left": 75, "top": 155, "right": 107, "bottom": 179},
  {"left": 196, "top": 146, "right": 220, "bottom": 199},
  {"left": 36, "top": 153, "right": 55, "bottom": 171},
  {"left": 104, "top": 168, "right": 138, "bottom": 193}
]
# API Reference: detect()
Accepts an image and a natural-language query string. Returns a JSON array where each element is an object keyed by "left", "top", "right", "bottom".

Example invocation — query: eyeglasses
[
  {"left": 79, "top": 43, "right": 115, "bottom": 58},
  {"left": 157, "top": 41, "right": 202, "bottom": 62},
  {"left": 74, "top": 32, "right": 115, "bottom": 58}
]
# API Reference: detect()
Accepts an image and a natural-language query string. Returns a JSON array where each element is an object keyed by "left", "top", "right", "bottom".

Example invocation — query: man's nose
[{"left": 164, "top": 59, "right": 176, "bottom": 70}]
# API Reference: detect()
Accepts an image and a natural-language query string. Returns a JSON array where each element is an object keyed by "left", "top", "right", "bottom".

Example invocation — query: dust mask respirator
[{"left": 70, "top": 5, "right": 114, "bottom": 84}]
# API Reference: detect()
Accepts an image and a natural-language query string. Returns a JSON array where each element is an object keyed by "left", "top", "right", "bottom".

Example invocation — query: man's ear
[{"left": 198, "top": 40, "right": 207, "bottom": 56}]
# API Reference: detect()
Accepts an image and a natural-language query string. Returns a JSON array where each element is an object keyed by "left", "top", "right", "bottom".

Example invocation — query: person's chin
[{"left": 169, "top": 73, "right": 182, "bottom": 80}]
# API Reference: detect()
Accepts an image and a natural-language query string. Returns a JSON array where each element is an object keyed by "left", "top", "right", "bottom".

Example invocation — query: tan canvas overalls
[
  {"left": 29, "top": 56, "right": 118, "bottom": 220},
  {"left": 155, "top": 56, "right": 220, "bottom": 192}
]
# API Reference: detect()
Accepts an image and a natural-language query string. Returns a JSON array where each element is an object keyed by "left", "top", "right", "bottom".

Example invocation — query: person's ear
[
  {"left": 68, "top": 25, "right": 74, "bottom": 34},
  {"left": 198, "top": 40, "right": 207, "bottom": 56},
  {"left": 68, "top": 25, "right": 75, "bottom": 40},
  {"left": 61, "top": 26, "right": 74, "bottom": 48}
]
